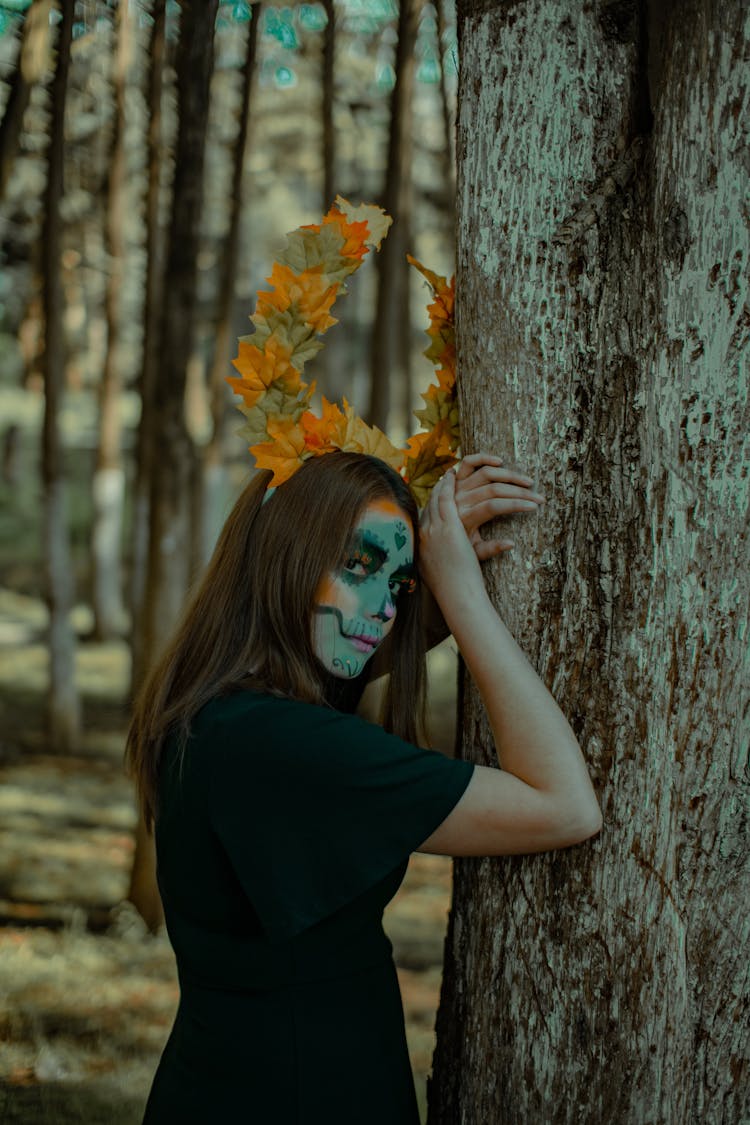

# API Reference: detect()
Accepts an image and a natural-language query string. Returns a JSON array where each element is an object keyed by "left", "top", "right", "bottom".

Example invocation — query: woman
[{"left": 127, "top": 450, "right": 601, "bottom": 1124}]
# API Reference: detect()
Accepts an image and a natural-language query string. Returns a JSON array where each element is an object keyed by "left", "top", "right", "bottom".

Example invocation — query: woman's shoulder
[
  {"left": 192, "top": 689, "right": 340, "bottom": 749},
  {"left": 196, "top": 688, "right": 323, "bottom": 726}
]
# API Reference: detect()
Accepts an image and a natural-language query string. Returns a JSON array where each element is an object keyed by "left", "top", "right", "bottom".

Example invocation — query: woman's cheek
[{"left": 316, "top": 574, "right": 358, "bottom": 617}]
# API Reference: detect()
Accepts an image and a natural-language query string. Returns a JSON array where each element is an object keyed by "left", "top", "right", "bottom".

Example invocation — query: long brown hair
[{"left": 125, "top": 452, "right": 426, "bottom": 828}]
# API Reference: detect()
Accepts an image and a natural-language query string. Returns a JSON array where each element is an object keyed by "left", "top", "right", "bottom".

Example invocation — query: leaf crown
[{"left": 227, "top": 195, "right": 460, "bottom": 505}]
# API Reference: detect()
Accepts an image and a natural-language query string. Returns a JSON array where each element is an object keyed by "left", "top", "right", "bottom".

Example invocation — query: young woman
[{"left": 127, "top": 450, "right": 601, "bottom": 1125}]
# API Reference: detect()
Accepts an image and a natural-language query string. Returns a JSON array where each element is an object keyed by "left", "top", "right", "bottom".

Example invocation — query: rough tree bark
[
  {"left": 91, "top": 0, "right": 132, "bottom": 639},
  {"left": 128, "top": 0, "right": 220, "bottom": 930},
  {"left": 40, "top": 0, "right": 80, "bottom": 753},
  {"left": 368, "top": 0, "right": 425, "bottom": 433},
  {"left": 429, "top": 2, "right": 748, "bottom": 1123}
]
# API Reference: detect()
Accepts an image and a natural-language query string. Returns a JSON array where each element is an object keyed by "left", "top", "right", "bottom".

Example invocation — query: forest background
[{"left": 0, "top": 1, "right": 461, "bottom": 1121}]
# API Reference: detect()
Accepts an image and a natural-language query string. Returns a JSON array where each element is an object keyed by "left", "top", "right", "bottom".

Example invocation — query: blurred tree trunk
[
  {"left": 368, "top": 0, "right": 424, "bottom": 432},
  {"left": 193, "top": 1, "right": 261, "bottom": 571},
  {"left": 0, "top": 0, "right": 52, "bottom": 199},
  {"left": 128, "top": 0, "right": 220, "bottom": 931},
  {"left": 434, "top": 0, "right": 455, "bottom": 202},
  {"left": 429, "top": 2, "right": 749, "bottom": 1123},
  {"left": 130, "top": 0, "right": 167, "bottom": 698},
  {"left": 91, "top": 0, "right": 132, "bottom": 640},
  {"left": 40, "top": 0, "right": 79, "bottom": 753},
  {"left": 321, "top": 0, "right": 335, "bottom": 209}
]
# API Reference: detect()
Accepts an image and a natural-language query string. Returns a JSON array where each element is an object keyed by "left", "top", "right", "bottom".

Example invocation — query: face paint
[{"left": 313, "top": 500, "right": 416, "bottom": 679}]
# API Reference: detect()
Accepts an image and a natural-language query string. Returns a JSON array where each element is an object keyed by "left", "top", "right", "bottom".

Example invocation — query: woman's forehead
[{"left": 354, "top": 501, "right": 414, "bottom": 549}]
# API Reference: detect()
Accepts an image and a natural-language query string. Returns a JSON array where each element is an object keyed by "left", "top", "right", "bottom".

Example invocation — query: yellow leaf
[
  {"left": 250, "top": 415, "right": 309, "bottom": 485},
  {"left": 257, "top": 264, "right": 340, "bottom": 334},
  {"left": 227, "top": 337, "right": 303, "bottom": 408}
]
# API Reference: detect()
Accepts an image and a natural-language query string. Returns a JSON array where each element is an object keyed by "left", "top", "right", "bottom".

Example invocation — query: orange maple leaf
[
  {"left": 250, "top": 415, "right": 309, "bottom": 485},
  {"left": 227, "top": 337, "right": 303, "bottom": 408},
  {"left": 256, "top": 263, "right": 340, "bottom": 334},
  {"left": 322, "top": 210, "right": 371, "bottom": 262},
  {"left": 301, "top": 396, "right": 347, "bottom": 451}
]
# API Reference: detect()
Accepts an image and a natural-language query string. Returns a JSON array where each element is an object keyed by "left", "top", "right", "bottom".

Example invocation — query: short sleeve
[{"left": 206, "top": 694, "right": 474, "bottom": 942}]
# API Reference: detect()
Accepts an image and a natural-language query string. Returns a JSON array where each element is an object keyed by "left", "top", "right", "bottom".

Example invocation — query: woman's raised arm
[{"left": 417, "top": 466, "right": 602, "bottom": 856}]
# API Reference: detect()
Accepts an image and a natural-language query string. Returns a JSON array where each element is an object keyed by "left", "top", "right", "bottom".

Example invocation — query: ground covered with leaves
[{"left": 0, "top": 587, "right": 458, "bottom": 1124}]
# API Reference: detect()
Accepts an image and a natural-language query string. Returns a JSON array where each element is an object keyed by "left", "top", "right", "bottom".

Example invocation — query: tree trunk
[
  {"left": 0, "top": 0, "right": 52, "bottom": 199},
  {"left": 129, "top": 0, "right": 167, "bottom": 698},
  {"left": 434, "top": 0, "right": 456, "bottom": 219},
  {"left": 195, "top": 1, "right": 260, "bottom": 570},
  {"left": 321, "top": 0, "right": 335, "bottom": 211},
  {"left": 429, "top": 2, "right": 749, "bottom": 1123},
  {"left": 368, "top": 0, "right": 424, "bottom": 432},
  {"left": 40, "top": 0, "right": 79, "bottom": 753},
  {"left": 128, "top": 0, "right": 220, "bottom": 930},
  {"left": 91, "top": 0, "right": 132, "bottom": 640}
]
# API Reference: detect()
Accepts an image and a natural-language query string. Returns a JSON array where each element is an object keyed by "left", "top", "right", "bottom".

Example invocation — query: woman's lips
[{"left": 346, "top": 634, "right": 380, "bottom": 653}]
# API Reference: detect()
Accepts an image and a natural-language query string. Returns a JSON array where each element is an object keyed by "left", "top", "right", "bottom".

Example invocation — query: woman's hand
[
  {"left": 453, "top": 452, "right": 545, "bottom": 561},
  {"left": 419, "top": 470, "right": 487, "bottom": 606}
]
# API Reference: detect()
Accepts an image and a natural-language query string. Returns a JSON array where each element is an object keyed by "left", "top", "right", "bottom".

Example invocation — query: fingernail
[{"left": 521, "top": 500, "right": 538, "bottom": 509}]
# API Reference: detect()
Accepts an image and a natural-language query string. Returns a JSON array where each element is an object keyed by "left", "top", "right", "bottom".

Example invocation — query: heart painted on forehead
[{"left": 395, "top": 530, "right": 407, "bottom": 551}]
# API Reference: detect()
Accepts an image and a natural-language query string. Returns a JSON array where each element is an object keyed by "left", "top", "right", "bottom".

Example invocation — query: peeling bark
[{"left": 429, "top": 2, "right": 749, "bottom": 1122}]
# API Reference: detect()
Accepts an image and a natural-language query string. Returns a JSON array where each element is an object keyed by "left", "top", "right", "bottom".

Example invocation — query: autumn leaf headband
[{"left": 227, "top": 195, "right": 460, "bottom": 506}]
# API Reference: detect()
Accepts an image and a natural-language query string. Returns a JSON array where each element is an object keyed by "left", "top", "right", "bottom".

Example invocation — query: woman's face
[{"left": 313, "top": 499, "right": 416, "bottom": 679}]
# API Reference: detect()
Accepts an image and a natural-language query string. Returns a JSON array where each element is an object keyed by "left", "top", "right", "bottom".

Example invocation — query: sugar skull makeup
[{"left": 313, "top": 500, "right": 416, "bottom": 679}]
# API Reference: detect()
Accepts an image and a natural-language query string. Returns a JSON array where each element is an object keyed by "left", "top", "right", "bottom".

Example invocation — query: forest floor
[{"left": 0, "top": 585, "right": 460, "bottom": 1125}]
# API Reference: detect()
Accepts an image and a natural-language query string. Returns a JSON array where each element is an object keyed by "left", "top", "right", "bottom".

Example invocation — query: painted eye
[
  {"left": 344, "top": 552, "right": 372, "bottom": 577},
  {"left": 389, "top": 576, "right": 416, "bottom": 597}
]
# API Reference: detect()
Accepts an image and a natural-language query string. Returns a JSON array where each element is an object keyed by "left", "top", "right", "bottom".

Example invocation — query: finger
[
  {"left": 458, "top": 482, "right": 545, "bottom": 508},
  {"left": 475, "top": 538, "right": 515, "bottom": 561},
  {"left": 460, "top": 496, "right": 544, "bottom": 528},
  {"left": 436, "top": 468, "right": 458, "bottom": 520},
  {"left": 456, "top": 466, "right": 538, "bottom": 494},
  {"left": 456, "top": 452, "right": 504, "bottom": 481}
]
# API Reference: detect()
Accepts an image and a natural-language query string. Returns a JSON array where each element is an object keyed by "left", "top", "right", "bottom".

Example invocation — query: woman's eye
[{"left": 343, "top": 553, "right": 371, "bottom": 577}]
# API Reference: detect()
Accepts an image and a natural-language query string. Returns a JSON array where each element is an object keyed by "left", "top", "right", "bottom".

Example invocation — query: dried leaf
[
  {"left": 335, "top": 195, "right": 392, "bottom": 249},
  {"left": 250, "top": 415, "right": 309, "bottom": 485}
]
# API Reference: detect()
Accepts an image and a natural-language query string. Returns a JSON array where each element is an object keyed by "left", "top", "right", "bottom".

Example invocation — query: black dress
[{"left": 143, "top": 690, "right": 474, "bottom": 1124}]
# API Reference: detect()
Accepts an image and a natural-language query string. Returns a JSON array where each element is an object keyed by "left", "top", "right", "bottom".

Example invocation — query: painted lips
[{"left": 345, "top": 633, "right": 380, "bottom": 653}]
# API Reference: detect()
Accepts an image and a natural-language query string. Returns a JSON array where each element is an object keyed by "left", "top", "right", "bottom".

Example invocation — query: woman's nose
[{"left": 371, "top": 591, "right": 396, "bottom": 622}]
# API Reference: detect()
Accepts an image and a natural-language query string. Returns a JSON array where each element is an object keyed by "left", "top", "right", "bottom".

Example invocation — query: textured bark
[
  {"left": 429, "top": 2, "right": 749, "bottom": 1123},
  {"left": 91, "top": 0, "right": 132, "bottom": 640},
  {"left": 128, "top": 0, "right": 219, "bottom": 930},
  {"left": 40, "top": 0, "right": 79, "bottom": 753},
  {"left": 368, "top": 0, "right": 424, "bottom": 432}
]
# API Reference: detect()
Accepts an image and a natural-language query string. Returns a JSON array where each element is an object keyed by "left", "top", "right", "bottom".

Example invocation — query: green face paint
[{"left": 313, "top": 501, "right": 416, "bottom": 679}]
